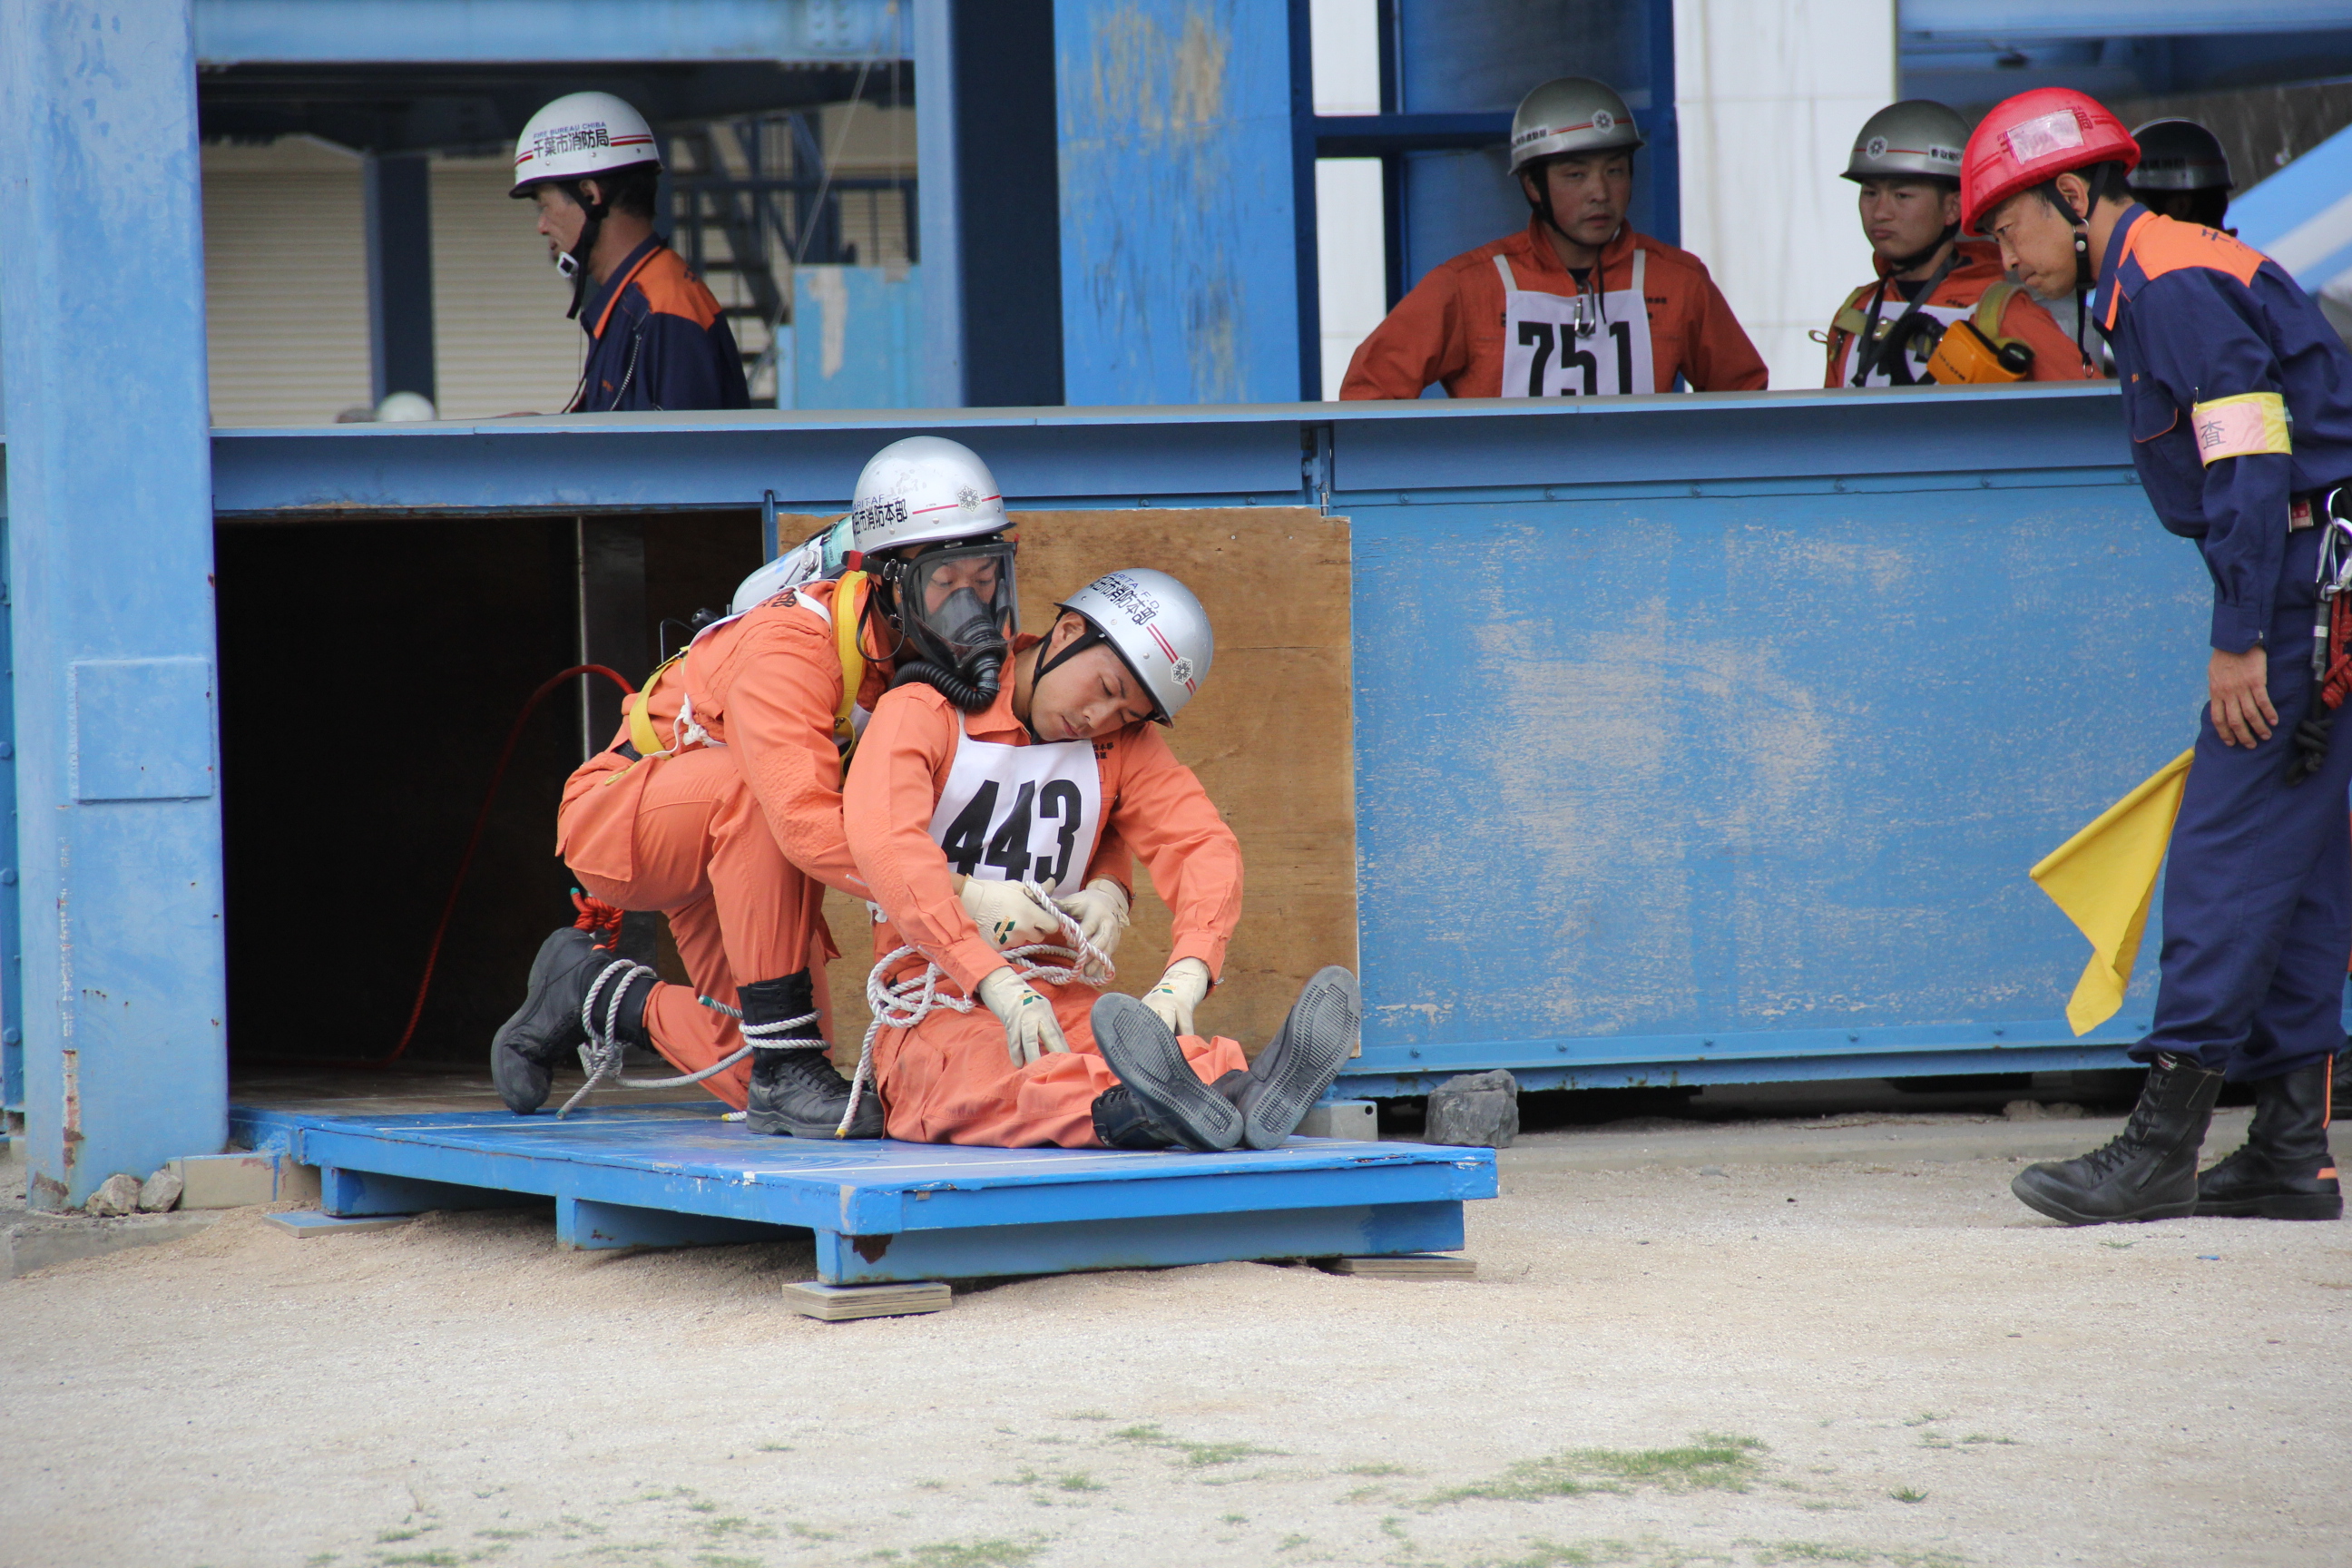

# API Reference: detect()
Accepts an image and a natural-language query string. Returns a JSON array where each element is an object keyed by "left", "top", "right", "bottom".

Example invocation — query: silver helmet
[
  {"left": 1509, "top": 77, "right": 1644, "bottom": 175},
  {"left": 2129, "top": 118, "right": 2232, "bottom": 192},
  {"left": 1053, "top": 568, "right": 1213, "bottom": 725},
  {"left": 1843, "top": 101, "right": 1969, "bottom": 184}
]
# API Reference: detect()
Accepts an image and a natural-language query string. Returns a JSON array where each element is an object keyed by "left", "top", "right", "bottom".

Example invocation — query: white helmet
[
  {"left": 1054, "top": 568, "right": 1213, "bottom": 724},
  {"left": 509, "top": 92, "right": 662, "bottom": 197},
  {"left": 1509, "top": 77, "right": 1645, "bottom": 174},
  {"left": 847, "top": 436, "right": 1010, "bottom": 558}
]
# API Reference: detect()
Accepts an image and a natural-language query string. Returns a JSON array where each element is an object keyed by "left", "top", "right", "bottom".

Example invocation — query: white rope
[
  {"left": 834, "top": 880, "right": 1115, "bottom": 1137},
  {"left": 556, "top": 977, "right": 828, "bottom": 1116}
]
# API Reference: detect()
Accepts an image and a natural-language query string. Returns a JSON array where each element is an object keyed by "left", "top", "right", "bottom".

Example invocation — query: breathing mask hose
[{"left": 890, "top": 659, "right": 998, "bottom": 711}]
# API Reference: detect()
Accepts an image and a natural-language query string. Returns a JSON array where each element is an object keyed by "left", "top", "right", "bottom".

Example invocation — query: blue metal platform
[{"left": 229, "top": 1103, "right": 1497, "bottom": 1286}]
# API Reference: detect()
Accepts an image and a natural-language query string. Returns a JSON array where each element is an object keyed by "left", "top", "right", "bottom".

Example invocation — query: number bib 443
[
  {"left": 1494, "top": 249, "right": 1656, "bottom": 397},
  {"left": 928, "top": 736, "right": 1104, "bottom": 896}
]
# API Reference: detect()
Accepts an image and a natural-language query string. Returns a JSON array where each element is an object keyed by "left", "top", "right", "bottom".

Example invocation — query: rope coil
[
  {"left": 552, "top": 879, "right": 1109, "bottom": 1132},
  {"left": 835, "top": 880, "right": 1116, "bottom": 1136}
]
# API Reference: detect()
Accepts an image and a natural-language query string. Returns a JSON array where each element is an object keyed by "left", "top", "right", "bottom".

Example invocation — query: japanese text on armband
[{"left": 2191, "top": 392, "right": 2291, "bottom": 466}]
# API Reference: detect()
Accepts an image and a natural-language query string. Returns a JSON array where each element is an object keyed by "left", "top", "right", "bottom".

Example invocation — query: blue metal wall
[
  {"left": 1055, "top": 0, "right": 1304, "bottom": 404},
  {"left": 1329, "top": 387, "right": 2185, "bottom": 1093},
  {"left": 0, "top": 0, "right": 229, "bottom": 1204},
  {"left": 211, "top": 386, "right": 2193, "bottom": 1097}
]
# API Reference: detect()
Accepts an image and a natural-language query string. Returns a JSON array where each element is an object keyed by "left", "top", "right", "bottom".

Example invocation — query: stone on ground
[
  {"left": 84, "top": 1173, "right": 143, "bottom": 1218},
  {"left": 138, "top": 1169, "right": 184, "bottom": 1212},
  {"left": 1426, "top": 1069, "right": 1521, "bottom": 1148}
]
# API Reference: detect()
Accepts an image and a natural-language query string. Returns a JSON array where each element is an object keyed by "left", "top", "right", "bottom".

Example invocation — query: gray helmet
[
  {"left": 1509, "top": 77, "right": 1644, "bottom": 174},
  {"left": 1054, "top": 568, "right": 1213, "bottom": 725},
  {"left": 1843, "top": 101, "right": 1968, "bottom": 184},
  {"left": 2130, "top": 119, "right": 2232, "bottom": 192}
]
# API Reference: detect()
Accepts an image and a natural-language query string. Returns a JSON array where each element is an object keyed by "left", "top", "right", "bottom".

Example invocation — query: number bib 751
[
  {"left": 927, "top": 736, "right": 1104, "bottom": 897},
  {"left": 1493, "top": 249, "right": 1655, "bottom": 398}
]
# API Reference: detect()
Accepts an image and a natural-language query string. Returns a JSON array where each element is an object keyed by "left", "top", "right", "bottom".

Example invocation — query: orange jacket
[
  {"left": 844, "top": 636, "right": 1244, "bottom": 997},
  {"left": 1824, "top": 240, "right": 2098, "bottom": 387},
  {"left": 1340, "top": 219, "right": 1769, "bottom": 398},
  {"left": 557, "top": 575, "right": 895, "bottom": 896}
]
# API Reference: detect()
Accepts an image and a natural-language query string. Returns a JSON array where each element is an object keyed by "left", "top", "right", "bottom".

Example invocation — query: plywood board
[{"left": 804, "top": 507, "right": 1356, "bottom": 1064}]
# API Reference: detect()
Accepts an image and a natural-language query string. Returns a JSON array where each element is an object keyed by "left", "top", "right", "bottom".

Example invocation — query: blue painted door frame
[{"left": 0, "top": 0, "right": 229, "bottom": 1205}]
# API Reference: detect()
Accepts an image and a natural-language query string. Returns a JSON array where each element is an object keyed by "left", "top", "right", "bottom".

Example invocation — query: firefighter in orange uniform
[
  {"left": 1824, "top": 101, "right": 2094, "bottom": 388},
  {"left": 1341, "top": 76, "right": 1766, "bottom": 400},
  {"left": 488, "top": 438, "right": 1131, "bottom": 1141},
  {"left": 844, "top": 570, "right": 1360, "bottom": 1152}
]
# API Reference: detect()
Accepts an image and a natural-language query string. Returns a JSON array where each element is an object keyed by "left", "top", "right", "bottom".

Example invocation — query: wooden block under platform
[
  {"left": 1318, "top": 1252, "right": 1476, "bottom": 1280},
  {"left": 266, "top": 1210, "right": 416, "bottom": 1238},
  {"left": 782, "top": 1279, "right": 953, "bottom": 1321}
]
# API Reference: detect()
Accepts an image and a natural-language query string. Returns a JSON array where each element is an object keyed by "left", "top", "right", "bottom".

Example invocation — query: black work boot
[
  {"left": 491, "top": 926, "right": 652, "bottom": 1115},
  {"left": 1231, "top": 966, "right": 1361, "bottom": 1150},
  {"left": 1092, "top": 1084, "right": 1180, "bottom": 1150},
  {"left": 740, "top": 971, "right": 883, "bottom": 1139},
  {"left": 2012, "top": 1053, "right": 2224, "bottom": 1224},
  {"left": 1091, "top": 994, "right": 1242, "bottom": 1152},
  {"left": 2197, "top": 1059, "right": 2342, "bottom": 1220}
]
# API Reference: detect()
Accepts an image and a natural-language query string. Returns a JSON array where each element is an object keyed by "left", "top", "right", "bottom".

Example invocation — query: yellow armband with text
[{"left": 2190, "top": 392, "right": 2290, "bottom": 466}]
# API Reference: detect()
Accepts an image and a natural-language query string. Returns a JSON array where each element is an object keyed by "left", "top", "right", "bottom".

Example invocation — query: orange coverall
[
  {"left": 843, "top": 647, "right": 1248, "bottom": 1148},
  {"left": 1339, "top": 218, "right": 1769, "bottom": 398},
  {"left": 1823, "top": 240, "right": 2099, "bottom": 387},
  {"left": 554, "top": 577, "right": 892, "bottom": 1107}
]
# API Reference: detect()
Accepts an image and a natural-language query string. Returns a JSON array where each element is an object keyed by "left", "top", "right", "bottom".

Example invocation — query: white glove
[
  {"left": 1056, "top": 877, "right": 1131, "bottom": 957},
  {"left": 956, "top": 875, "right": 1060, "bottom": 952},
  {"left": 977, "top": 966, "right": 1071, "bottom": 1067},
  {"left": 1142, "top": 957, "right": 1212, "bottom": 1038}
]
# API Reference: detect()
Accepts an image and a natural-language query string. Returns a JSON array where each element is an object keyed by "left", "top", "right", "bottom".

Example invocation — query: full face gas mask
[{"left": 876, "top": 540, "right": 1018, "bottom": 711}]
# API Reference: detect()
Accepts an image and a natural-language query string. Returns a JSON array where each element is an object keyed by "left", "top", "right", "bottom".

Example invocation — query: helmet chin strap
[
  {"left": 1882, "top": 221, "right": 1960, "bottom": 277},
  {"left": 558, "top": 181, "right": 610, "bottom": 321}
]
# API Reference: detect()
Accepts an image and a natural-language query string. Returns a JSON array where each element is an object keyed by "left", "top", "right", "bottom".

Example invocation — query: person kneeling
[{"left": 842, "top": 568, "right": 1358, "bottom": 1151}]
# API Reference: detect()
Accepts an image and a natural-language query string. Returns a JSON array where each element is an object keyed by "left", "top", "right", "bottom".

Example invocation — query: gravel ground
[{"left": 3, "top": 1118, "right": 2346, "bottom": 1568}]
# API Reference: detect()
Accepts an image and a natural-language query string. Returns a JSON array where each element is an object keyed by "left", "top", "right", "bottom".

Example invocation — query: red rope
[
  {"left": 366, "top": 663, "right": 639, "bottom": 1066},
  {"left": 2324, "top": 594, "right": 2352, "bottom": 713}
]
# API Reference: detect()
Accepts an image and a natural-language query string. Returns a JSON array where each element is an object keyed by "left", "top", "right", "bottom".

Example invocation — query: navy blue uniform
[
  {"left": 573, "top": 238, "right": 750, "bottom": 413},
  {"left": 2097, "top": 205, "right": 2352, "bottom": 1079}
]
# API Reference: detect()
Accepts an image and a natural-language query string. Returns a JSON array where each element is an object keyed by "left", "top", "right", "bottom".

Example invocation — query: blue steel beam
[
  {"left": 192, "top": 0, "right": 909, "bottom": 64},
  {"left": 0, "top": 0, "right": 229, "bottom": 1207},
  {"left": 210, "top": 385, "right": 2129, "bottom": 517}
]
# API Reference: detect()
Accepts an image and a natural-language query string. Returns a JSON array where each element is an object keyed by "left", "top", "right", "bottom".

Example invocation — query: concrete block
[
  {"left": 782, "top": 1279, "right": 952, "bottom": 1321},
  {"left": 2, "top": 1212, "right": 220, "bottom": 1278},
  {"left": 171, "top": 1152, "right": 279, "bottom": 1209},
  {"left": 1318, "top": 1252, "right": 1476, "bottom": 1279},
  {"left": 1295, "top": 1101, "right": 1377, "bottom": 1141},
  {"left": 1425, "top": 1070, "right": 1521, "bottom": 1149},
  {"left": 266, "top": 1210, "right": 415, "bottom": 1238}
]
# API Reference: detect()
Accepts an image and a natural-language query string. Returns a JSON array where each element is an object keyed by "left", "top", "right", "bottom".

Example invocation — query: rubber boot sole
[
  {"left": 1239, "top": 966, "right": 1360, "bottom": 1151},
  {"left": 2009, "top": 1167, "right": 2197, "bottom": 1226},
  {"left": 489, "top": 926, "right": 601, "bottom": 1115},
  {"left": 1092, "top": 995, "right": 1242, "bottom": 1152},
  {"left": 2195, "top": 1191, "right": 2343, "bottom": 1220}
]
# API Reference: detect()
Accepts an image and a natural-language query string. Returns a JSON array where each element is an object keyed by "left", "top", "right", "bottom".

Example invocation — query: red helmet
[{"left": 1960, "top": 88, "right": 2140, "bottom": 233}]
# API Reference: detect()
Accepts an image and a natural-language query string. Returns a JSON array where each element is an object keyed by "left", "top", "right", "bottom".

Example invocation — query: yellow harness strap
[
  {"left": 833, "top": 570, "right": 869, "bottom": 754},
  {"left": 1829, "top": 285, "right": 1877, "bottom": 342},
  {"left": 625, "top": 652, "right": 684, "bottom": 759},
  {"left": 1972, "top": 281, "right": 2021, "bottom": 341}
]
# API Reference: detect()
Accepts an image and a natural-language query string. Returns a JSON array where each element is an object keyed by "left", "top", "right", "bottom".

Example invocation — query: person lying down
[{"left": 838, "top": 566, "right": 1358, "bottom": 1151}]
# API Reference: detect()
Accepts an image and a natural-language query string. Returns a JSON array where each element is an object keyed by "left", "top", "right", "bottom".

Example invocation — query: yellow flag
[{"left": 2029, "top": 749, "right": 2193, "bottom": 1036}]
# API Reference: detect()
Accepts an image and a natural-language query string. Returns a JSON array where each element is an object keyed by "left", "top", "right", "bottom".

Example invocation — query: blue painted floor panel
[{"left": 230, "top": 1102, "right": 1497, "bottom": 1285}]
